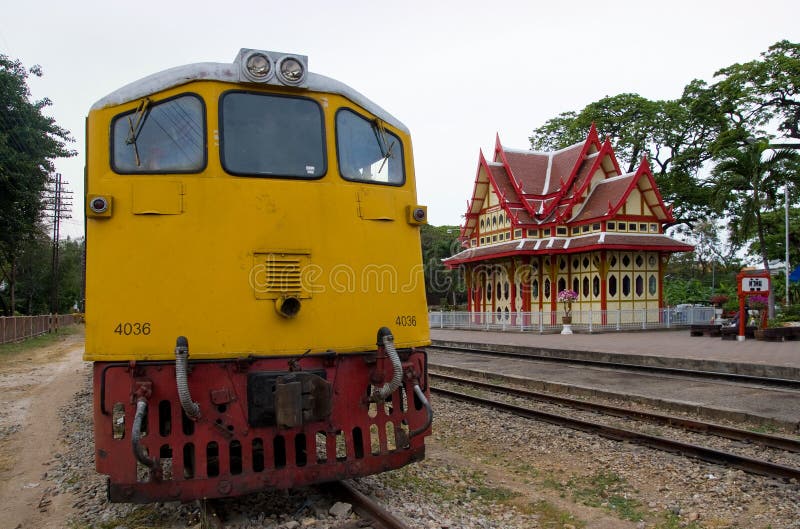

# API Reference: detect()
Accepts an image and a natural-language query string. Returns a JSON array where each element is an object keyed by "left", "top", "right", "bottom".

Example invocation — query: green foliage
[
  {"left": 753, "top": 207, "right": 800, "bottom": 265},
  {"left": 528, "top": 40, "right": 800, "bottom": 275},
  {"left": 529, "top": 91, "right": 724, "bottom": 226},
  {"left": 663, "top": 278, "right": 716, "bottom": 306},
  {"left": 0, "top": 324, "right": 79, "bottom": 357},
  {"left": 0, "top": 233, "right": 84, "bottom": 315},
  {"left": 653, "top": 512, "right": 703, "bottom": 529},
  {"left": 712, "top": 40, "right": 800, "bottom": 141},
  {"left": 566, "top": 471, "right": 645, "bottom": 522},
  {"left": 528, "top": 500, "right": 585, "bottom": 528},
  {"left": 420, "top": 224, "right": 465, "bottom": 307},
  {"left": 0, "top": 55, "right": 76, "bottom": 315},
  {"left": 711, "top": 141, "right": 800, "bottom": 273}
]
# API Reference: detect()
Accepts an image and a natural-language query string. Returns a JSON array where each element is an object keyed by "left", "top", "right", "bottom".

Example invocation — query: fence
[
  {"left": 429, "top": 307, "right": 716, "bottom": 334},
  {"left": 0, "top": 314, "right": 81, "bottom": 344}
]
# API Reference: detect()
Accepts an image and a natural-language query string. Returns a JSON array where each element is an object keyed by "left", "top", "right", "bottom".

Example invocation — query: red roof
[
  {"left": 451, "top": 125, "right": 692, "bottom": 261},
  {"left": 459, "top": 126, "right": 677, "bottom": 238},
  {"left": 444, "top": 233, "right": 694, "bottom": 267}
]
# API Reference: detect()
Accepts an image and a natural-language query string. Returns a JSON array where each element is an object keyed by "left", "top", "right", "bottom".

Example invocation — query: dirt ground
[{"left": 0, "top": 328, "right": 86, "bottom": 529}]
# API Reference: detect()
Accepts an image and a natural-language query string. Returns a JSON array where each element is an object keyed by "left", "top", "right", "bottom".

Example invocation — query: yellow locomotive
[{"left": 84, "top": 48, "right": 431, "bottom": 502}]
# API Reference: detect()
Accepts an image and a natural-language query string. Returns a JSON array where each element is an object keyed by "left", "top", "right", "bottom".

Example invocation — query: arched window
[
  {"left": 544, "top": 278, "right": 551, "bottom": 299},
  {"left": 558, "top": 278, "right": 566, "bottom": 293},
  {"left": 572, "top": 278, "right": 579, "bottom": 294},
  {"left": 635, "top": 275, "right": 644, "bottom": 297},
  {"left": 532, "top": 279, "right": 539, "bottom": 299},
  {"left": 593, "top": 276, "right": 600, "bottom": 297},
  {"left": 582, "top": 277, "right": 590, "bottom": 297}
]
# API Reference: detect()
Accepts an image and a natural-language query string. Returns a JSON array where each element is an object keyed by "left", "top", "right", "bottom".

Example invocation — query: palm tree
[{"left": 711, "top": 139, "right": 800, "bottom": 316}]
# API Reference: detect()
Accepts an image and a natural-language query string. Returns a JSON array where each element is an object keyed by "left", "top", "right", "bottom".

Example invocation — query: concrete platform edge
[
  {"left": 431, "top": 339, "right": 800, "bottom": 381},
  {"left": 430, "top": 363, "right": 800, "bottom": 433}
]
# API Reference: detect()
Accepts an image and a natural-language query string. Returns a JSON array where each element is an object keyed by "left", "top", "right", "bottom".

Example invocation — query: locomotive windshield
[
  {"left": 111, "top": 94, "right": 206, "bottom": 173},
  {"left": 336, "top": 109, "right": 404, "bottom": 185},
  {"left": 220, "top": 92, "right": 326, "bottom": 178}
]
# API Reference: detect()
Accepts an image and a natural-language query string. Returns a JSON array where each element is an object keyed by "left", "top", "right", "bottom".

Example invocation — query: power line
[{"left": 42, "top": 172, "right": 72, "bottom": 313}]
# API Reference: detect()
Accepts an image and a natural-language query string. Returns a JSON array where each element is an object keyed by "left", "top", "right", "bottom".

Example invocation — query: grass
[
  {"left": 0, "top": 325, "right": 81, "bottom": 357},
  {"left": 68, "top": 504, "right": 180, "bottom": 529},
  {"left": 565, "top": 471, "right": 645, "bottom": 522},
  {"left": 748, "top": 423, "right": 781, "bottom": 434},
  {"left": 471, "top": 485, "right": 520, "bottom": 502},
  {"left": 652, "top": 512, "right": 703, "bottom": 529},
  {"left": 527, "top": 500, "right": 586, "bottom": 528}
]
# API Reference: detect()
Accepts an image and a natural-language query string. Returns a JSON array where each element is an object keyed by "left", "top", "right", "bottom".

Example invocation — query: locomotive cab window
[
  {"left": 112, "top": 94, "right": 206, "bottom": 173},
  {"left": 336, "top": 109, "right": 404, "bottom": 185},
  {"left": 220, "top": 92, "right": 325, "bottom": 178}
]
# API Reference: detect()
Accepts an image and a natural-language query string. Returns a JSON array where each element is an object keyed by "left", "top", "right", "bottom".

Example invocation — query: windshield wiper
[
  {"left": 372, "top": 119, "right": 396, "bottom": 174},
  {"left": 126, "top": 98, "right": 151, "bottom": 166}
]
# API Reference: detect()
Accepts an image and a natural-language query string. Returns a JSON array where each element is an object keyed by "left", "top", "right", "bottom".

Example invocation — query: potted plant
[
  {"left": 710, "top": 294, "right": 729, "bottom": 322},
  {"left": 557, "top": 289, "right": 578, "bottom": 325},
  {"left": 710, "top": 294, "right": 729, "bottom": 307},
  {"left": 749, "top": 295, "right": 769, "bottom": 329}
]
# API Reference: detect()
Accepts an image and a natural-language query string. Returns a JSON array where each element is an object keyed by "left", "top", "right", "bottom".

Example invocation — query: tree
[
  {"left": 712, "top": 40, "right": 800, "bottom": 141},
  {"left": 420, "top": 224, "right": 464, "bottom": 307},
  {"left": 529, "top": 93, "right": 659, "bottom": 172},
  {"left": 0, "top": 55, "right": 75, "bottom": 315},
  {"left": 711, "top": 140, "right": 800, "bottom": 315},
  {"left": 529, "top": 90, "right": 727, "bottom": 227},
  {"left": 755, "top": 207, "right": 800, "bottom": 266}
]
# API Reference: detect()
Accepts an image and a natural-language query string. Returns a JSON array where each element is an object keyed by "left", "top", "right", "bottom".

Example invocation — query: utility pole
[
  {"left": 771, "top": 142, "right": 797, "bottom": 306},
  {"left": 43, "top": 173, "right": 73, "bottom": 314}
]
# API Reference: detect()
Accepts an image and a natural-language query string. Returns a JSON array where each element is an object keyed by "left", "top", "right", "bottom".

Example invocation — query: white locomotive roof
[{"left": 91, "top": 61, "right": 409, "bottom": 134}]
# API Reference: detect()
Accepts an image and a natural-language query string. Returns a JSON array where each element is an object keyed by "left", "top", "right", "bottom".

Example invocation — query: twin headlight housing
[{"left": 236, "top": 48, "right": 308, "bottom": 87}]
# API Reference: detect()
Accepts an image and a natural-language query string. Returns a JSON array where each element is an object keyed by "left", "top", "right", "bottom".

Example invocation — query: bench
[
  {"left": 720, "top": 326, "right": 757, "bottom": 340},
  {"left": 690, "top": 324, "right": 722, "bottom": 337},
  {"left": 759, "top": 327, "right": 800, "bottom": 342}
]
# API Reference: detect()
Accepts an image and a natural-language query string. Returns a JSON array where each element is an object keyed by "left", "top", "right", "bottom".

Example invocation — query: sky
[{"left": 2, "top": 0, "right": 799, "bottom": 239}]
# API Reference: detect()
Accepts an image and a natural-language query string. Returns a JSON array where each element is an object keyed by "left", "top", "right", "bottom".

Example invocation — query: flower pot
[{"left": 562, "top": 316, "right": 572, "bottom": 325}]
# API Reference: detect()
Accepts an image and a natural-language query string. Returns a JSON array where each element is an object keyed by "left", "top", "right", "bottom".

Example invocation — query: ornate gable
[{"left": 447, "top": 126, "right": 691, "bottom": 266}]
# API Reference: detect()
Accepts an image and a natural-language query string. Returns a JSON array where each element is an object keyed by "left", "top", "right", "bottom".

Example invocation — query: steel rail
[
  {"left": 431, "top": 372, "right": 800, "bottom": 453},
  {"left": 429, "top": 343, "right": 800, "bottom": 391},
  {"left": 326, "top": 480, "right": 412, "bottom": 529},
  {"left": 433, "top": 386, "right": 800, "bottom": 481}
]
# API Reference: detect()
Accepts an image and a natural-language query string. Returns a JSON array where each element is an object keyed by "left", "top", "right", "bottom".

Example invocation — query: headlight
[
  {"left": 241, "top": 52, "right": 274, "bottom": 82},
  {"left": 235, "top": 49, "right": 309, "bottom": 87},
  {"left": 277, "top": 56, "right": 306, "bottom": 86}
]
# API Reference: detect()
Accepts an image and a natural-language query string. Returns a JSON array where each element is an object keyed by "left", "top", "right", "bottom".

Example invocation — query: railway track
[
  {"left": 199, "top": 481, "right": 412, "bottom": 529},
  {"left": 431, "top": 373, "right": 800, "bottom": 481},
  {"left": 327, "top": 480, "right": 413, "bottom": 529},
  {"left": 429, "top": 343, "right": 800, "bottom": 391}
]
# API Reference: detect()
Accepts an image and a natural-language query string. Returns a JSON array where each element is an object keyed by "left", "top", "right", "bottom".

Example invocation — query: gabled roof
[{"left": 459, "top": 126, "right": 676, "bottom": 243}]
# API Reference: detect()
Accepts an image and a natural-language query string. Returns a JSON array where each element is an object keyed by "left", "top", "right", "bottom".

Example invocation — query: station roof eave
[{"left": 442, "top": 234, "right": 694, "bottom": 268}]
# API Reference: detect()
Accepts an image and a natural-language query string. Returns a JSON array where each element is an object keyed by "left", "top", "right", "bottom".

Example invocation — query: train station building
[{"left": 443, "top": 125, "right": 694, "bottom": 324}]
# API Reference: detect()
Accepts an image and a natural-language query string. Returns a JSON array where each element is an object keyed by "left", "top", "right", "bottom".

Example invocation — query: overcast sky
[{"left": 2, "top": 0, "right": 798, "bottom": 238}]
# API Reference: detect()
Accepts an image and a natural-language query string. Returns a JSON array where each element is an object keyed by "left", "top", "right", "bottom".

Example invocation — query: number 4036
[
  {"left": 114, "top": 322, "right": 151, "bottom": 336},
  {"left": 395, "top": 315, "right": 417, "bottom": 327}
]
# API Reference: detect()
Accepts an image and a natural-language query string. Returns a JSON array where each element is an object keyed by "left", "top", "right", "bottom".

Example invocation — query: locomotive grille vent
[{"left": 253, "top": 252, "right": 312, "bottom": 299}]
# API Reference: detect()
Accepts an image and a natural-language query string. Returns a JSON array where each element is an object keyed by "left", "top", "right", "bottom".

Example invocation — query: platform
[
  {"left": 428, "top": 329, "right": 800, "bottom": 431},
  {"left": 430, "top": 328, "right": 800, "bottom": 380}
]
